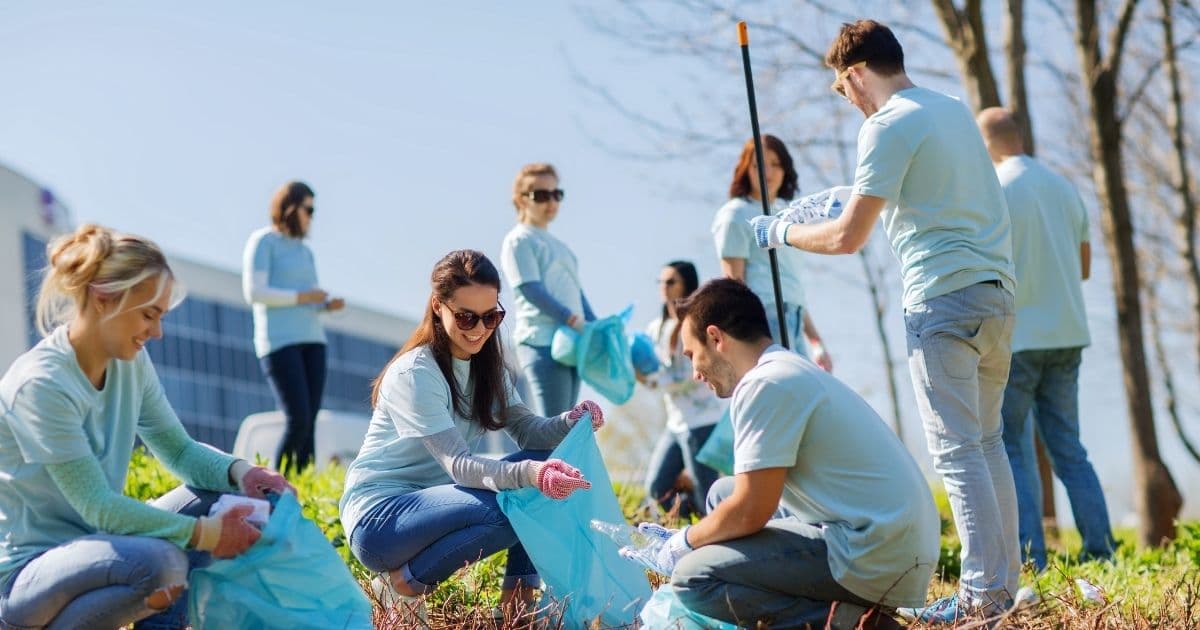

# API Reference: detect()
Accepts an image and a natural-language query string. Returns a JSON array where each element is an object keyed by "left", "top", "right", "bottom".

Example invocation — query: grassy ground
[{"left": 126, "top": 449, "right": 1200, "bottom": 629}]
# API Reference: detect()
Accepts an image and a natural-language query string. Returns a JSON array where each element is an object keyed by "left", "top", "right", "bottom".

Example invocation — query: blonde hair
[
  {"left": 510, "top": 163, "right": 558, "bottom": 214},
  {"left": 35, "top": 224, "right": 184, "bottom": 336}
]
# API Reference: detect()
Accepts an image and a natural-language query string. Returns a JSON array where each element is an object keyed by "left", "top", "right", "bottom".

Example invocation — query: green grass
[{"left": 125, "top": 449, "right": 1200, "bottom": 629}]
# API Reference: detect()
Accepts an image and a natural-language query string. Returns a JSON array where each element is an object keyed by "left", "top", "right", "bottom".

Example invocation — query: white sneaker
[
  {"left": 370, "top": 575, "right": 430, "bottom": 628},
  {"left": 1013, "top": 586, "right": 1040, "bottom": 611}
]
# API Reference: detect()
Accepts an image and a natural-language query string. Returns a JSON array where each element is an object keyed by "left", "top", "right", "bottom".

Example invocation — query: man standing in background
[{"left": 977, "top": 107, "right": 1115, "bottom": 572}]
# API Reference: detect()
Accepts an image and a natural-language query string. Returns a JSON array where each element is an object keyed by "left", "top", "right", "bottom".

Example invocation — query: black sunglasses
[
  {"left": 445, "top": 303, "right": 506, "bottom": 331},
  {"left": 298, "top": 204, "right": 315, "bottom": 216},
  {"left": 524, "top": 188, "right": 565, "bottom": 203}
]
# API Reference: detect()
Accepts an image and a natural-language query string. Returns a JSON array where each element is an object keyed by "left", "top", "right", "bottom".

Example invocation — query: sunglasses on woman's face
[
  {"left": 658, "top": 278, "right": 677, "bottom": 287},
  {"left": 524, "top": 188, "right": 565, "bottom": 203},
  {"left": 445, "top": 303, "right": 506, "bottom": 331}
]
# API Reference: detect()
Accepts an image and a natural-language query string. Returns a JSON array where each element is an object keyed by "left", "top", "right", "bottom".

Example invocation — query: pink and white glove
[
  {"left": 810, "top": 340, "right": 833, "bottom": 373},
  {"left": 566, "top": 400, "right": 605, "bottom": 431},
  {"left": 534, "top": 459, "right": 592, "bottom": 500},
  {"left": 231, "top": 461, "right": 296, "bottom": 499}
]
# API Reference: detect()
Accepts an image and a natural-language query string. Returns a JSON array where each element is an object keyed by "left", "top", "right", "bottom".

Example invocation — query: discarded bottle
[
  {"left": 781, "top": 186, "right": 853, "bottom": 224},
  {"left": 590, "top": 519, "right": 664, "bottom": 555}
]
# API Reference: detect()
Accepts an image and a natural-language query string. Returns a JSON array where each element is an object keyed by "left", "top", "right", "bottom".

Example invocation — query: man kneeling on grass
[{"left": 625, "top": 278, "right": 940, "bottom": 629}]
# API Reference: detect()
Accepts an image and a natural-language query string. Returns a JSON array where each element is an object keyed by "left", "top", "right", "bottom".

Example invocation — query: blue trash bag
[
  {"left": 187, "top": 492, "right": 373, "bottom": 630},
  {"left": 694, "top": 408, "right": 734, "bottom": 476},
  {"left": 575, "top": 306, "right": 637, "bottom": 405},
  {"left": 629, "top": 332, "right": 661, "bottom": 375},
  {"left": 497, "top": 417, "right": 652, "bottom": 627},
  {"left": 640, "top": 584, "right": 742, "bottom": 630},
  {"left": 550, "top": 326, "right": 579, "bottom": 367}
]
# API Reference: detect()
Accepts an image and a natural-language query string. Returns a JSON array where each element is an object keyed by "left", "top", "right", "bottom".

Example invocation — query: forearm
[
  {"left": 503, "top": 403, "right": 572, "bottom": 450},
  {"left": 516, "top": 282, "right": 573, "bottom": 324},
  {"left": 783, "top": 218, "right": 861, "bottom": 255},
  {"left": 686, "top": 497, "right": 768, "bottom": 548},
  {"left": 422, "top": 428, "right": 538, "bottom": 492},
  {"left": 141, "top": 424, "right": 240, "bottom": 492},
  {"left": 802, "top": 312, "right": 821, "bottom": 343},
  {"left": 47, "top": 457, "right": 196, "bottom": 547}
]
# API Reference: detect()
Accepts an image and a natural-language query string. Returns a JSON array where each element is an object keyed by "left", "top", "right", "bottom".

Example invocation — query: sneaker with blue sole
[{"left": 897, "top": 594, "right": 965, "bottom": 625}]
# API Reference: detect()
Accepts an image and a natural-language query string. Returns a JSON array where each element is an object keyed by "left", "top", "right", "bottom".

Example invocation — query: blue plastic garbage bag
[
  {"left": 640, "top": 584, "right": 742, "bottom": 630},
  {"left": 695, "top": 408, "right": 734, "bottom": 476},
  {"left": 575, "top": 306, "right": 637, "bottom": 405},
  {"left": 187, "top": 492, "right": 372, "bottom": 630},
  {"left": 498, "top": 417, "right": 652, "bottom": 627},
  {"left": 550, "top": 326, "right": 579, "bottom": 367},
  {"left": 629, "top": 332, "right": 661, "bottom": 375}
]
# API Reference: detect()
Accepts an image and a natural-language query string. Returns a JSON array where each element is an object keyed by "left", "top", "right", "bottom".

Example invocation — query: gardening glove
[
  {"left": 532, "top": 459, "right": 591, "bottom": 500},
  {"left": 192, "top": 504, "right": 262, "bottom": 559},
  {"left": 231, "top": 460, "right": 295, "bottom": 499},
  {"left": 565, "top": 400, "right": 605, "bottom": 431},
  {"left": 619, "top": 525, "right": 692, "bottom": 576},
  {"left": 749, "top": 215, "right": 792, "bottom": 250},
  {"left": 635, "top": 522, "right": 677, "bottom": 542},
  {"left": 810, "top": 340, "right": 833, "bottom": 373}
]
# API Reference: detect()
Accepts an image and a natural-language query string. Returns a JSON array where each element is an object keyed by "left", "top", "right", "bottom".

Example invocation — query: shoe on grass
[{"left": 370, "top": 575, "right": 430, "bottom": 629}]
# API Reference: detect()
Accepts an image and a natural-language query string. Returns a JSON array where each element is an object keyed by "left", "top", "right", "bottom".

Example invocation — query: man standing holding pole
[
  {"left": 753, "top": 20, "right": 1018, "bottom": 622},
  {"left": 976, "top": 107, "right": 1115, "bottom": 572}
]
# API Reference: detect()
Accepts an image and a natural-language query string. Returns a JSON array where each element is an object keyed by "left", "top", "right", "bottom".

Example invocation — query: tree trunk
[
  {"left": 1004, "top": 0, "right": 1037, "bottom": 154},
  {"left": 1075, "top": 0, "right": 1181, "bottom": 546},
  {"left": 931, "top": 0, "right": 1002, "bottom": 112},
  {"left": 859, "top": 249, "right": 905, "bottom": 444}
]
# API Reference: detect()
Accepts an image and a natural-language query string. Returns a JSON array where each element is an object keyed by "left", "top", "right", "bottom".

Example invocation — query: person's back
[
  {"left": 998, "top": 155, "right": 1090, "bottom": 351},
  {"left": 859, "top": 87, "right": 1014, "bottom": 306},
  {"left": 731, "top": 346, "right": 939, "bottom": 606}
]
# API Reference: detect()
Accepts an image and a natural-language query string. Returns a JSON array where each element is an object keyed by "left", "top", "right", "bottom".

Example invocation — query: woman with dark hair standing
[
  {"left": 242, "top": 181, "right": 344, "bottom": 472},
  {"left": 500, "top": 163, "right": 596, "bottom": 416},
  {"left": 711, "top": 136, "right": 833, "bottom": 371},
  {"left": 640, "top": 260, "right": 727, "bottom": 518},
  {"left": 340, "top": 250, "right": 604, "bottom": 624}
]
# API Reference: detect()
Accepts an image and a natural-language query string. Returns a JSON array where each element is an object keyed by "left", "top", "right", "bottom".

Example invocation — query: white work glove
[
  {"left": 750, "top": 215, "right": 791, "bottom": 250},
  {"left": 619, "top": 524, "right": 692, "bottom": 576}
]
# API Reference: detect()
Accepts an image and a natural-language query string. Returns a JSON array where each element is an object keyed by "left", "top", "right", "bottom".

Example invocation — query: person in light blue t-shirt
[
  {"left": 0, "top": 224, "right": 293, "bottom": 629},
  {"left": 500, "top": 163, "right": 596, "bottom": 416},
  {"left": 622, "top": 279, "right": 937, "bottom": 629},
  {"left": 978, "top": 107, "right": 1114, "bottom": 571},
  {"left": 242, "top": 180, "right": 345, "bottom": 473},
  {"left": 712, "top": 135, "right": 832, "bottom": 370},
  {"left": 340, "top": 250, "right": 603, "bottom": 624},
  {"left": 752, "top": 21, "right": 1019, "bottom": 623}
]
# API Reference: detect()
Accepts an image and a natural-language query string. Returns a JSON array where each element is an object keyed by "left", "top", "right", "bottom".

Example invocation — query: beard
[{"left": 705, "top": 357, "right": 738, "bottom": 398}]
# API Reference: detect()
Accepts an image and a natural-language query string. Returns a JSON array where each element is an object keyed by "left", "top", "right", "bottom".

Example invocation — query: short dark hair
[
  {"left": 675, "top": 278, "right": 771, "bottom": 344},
  {"left": 825, "top": 20, "right": 905, "bottom": 76}
]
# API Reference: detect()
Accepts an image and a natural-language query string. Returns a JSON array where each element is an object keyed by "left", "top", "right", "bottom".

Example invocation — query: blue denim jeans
[
  {"left": 1001, "top": 347, "right": 1114, "bottom": 570},
  {"left": 349, "top": 450, "right": 550, "bottom": 593},
  {"left": 765, "top": 303, "right": 810, "bottom": 358},
  {"left": 0, "top": 486, "right": 220, "bottom": 630},
  {"left": 905, "top": 282, "right": 1019, "bottom": 610},
  {"left": 260, "top": 342, "right": 327, "bottom": 472},
  {"left": 645, "top": 424, "right": 720, "bottom": 518},
  {"left": 670, "top": 478, "right": 873, "bottom": 627},
  {"left": 516, "top": 343, "right": 580, "bottom": 416}
]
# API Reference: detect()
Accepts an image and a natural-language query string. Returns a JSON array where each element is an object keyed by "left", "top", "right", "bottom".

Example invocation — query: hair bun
[{"left": 48, "top": 223, "right": 116, "bottom": 293}]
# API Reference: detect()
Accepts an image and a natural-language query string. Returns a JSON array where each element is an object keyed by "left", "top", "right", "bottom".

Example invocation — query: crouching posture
[
  {"left": 339, "top": 250, "right": 601, "bottom": 622},
  {"left": 629, "top": 279, "right": 940, "bottom": 629},
  {"left": 0, "top": 225, "right": 293, "bottom": 629}
]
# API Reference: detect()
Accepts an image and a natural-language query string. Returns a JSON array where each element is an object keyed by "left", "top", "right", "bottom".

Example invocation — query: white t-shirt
[
  {"left": 645, "top": 317, "right": 727, "bottom": 433},
  {"left": 500, "top": 223, "right": 585, "bottom": 347},
  {"left": 731, "top": 346, "right": 940, "bottom": 607}
]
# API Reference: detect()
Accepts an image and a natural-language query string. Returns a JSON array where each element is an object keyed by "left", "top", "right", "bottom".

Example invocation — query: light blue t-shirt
[
  {"left": 339, "top": 346, "right": 522, "bottom": 535},
  {"left": 997, "top": 155, "right": 1091, "bottom": 352},
  {"left": 853, "top": 87, "right": 1015, "bottom": 307},
  {"left": 0, "top": 327, "right": 229, "bottom": 580},
  {"left": 731, "top": 346, "right": 940, "bottom": 607},
  {"left": 712, "top": 197, "right": 807, "bottom": 309},
  {"left": 500, "top": 223, "right": 585, "bottom": 347},
  {"left": 242, "top": 226, "right": 326, "bottom": 358}
]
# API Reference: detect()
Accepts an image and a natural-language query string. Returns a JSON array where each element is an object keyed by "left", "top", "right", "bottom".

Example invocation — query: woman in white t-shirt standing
[
  {"left": 500, "top": 163, "right": 596, "bottom": 416},
  {"left": 639, "top": 261, "right": 727, "bottom": 518},
  {"left": 340, "top": 250, "right": 604, "bottom": 624}
]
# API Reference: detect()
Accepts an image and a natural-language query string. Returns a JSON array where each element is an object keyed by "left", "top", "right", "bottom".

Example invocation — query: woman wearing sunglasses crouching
[
  {"left": 500, "top": 163, "right": 596, "bottom": 416},
  {"left": 340, "top": 250, "right": 605, "bottom": 624}
]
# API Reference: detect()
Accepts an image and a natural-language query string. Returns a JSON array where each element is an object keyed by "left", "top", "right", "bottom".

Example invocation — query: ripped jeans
[{"left": 0, "top": 486, "right": 221, "bottom": 630}]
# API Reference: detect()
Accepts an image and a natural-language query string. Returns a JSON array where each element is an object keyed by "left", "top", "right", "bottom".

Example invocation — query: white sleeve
[{"left": 241, "top": 232, "right": 299, "bottom": 306}]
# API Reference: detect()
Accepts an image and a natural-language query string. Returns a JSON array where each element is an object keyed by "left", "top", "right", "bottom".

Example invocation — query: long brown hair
[
  {"left": 727, "top": 135, "right": 799, "bottom": 201},
  {"left": 371, "top": 250, "right": 509, "bottom": 431},
  {"left": 270, "top": 181, "right": 315, "bottom": 238}
]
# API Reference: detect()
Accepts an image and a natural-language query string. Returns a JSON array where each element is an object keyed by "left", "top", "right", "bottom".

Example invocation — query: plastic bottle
[
  {"left": 590, "top": 519, "right": 664, "bottom": 555},
  {"left": 781, "top": 186, "right": 853, "bottom": 224}
]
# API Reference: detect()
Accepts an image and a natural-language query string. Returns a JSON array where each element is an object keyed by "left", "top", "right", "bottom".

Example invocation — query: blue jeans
[
  {"left": 765, "top": 303, "right": 809, "bottom": 358},
  {"left": 1001, "top": 347, "right": 1114, "bottom": 570},
  {"left": 260, "top": 342, "right": 327, "bottom": 472},
  {"left": 0, "top": 486, "right": 221, "bottom": 630},
  {"left": 671, "top": 478, "right": 873, "bottom": 627},
  {"left": 516, "top": 343, "right": 580, "bottom": 416},
  {"left": 905, "top": 282, "right": 1019, "bottom": 610},
  {"left": 349, "top": 450, "right": 550, "bottom": 593},
  {"left": 645, "top": 424, "right": 720, "bottom": 518}
]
